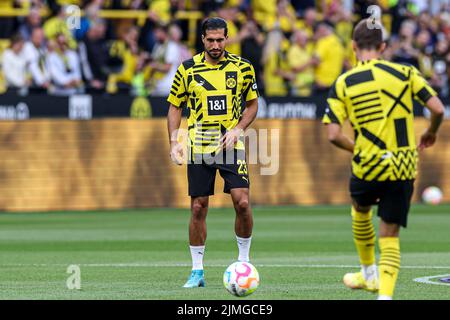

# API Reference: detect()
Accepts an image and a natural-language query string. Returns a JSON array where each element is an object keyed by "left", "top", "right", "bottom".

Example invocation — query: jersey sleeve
[
  {"left": 167, "top": 64, "right": 187, "bottom": 107},
  {"left": 243, "top": 63, "right": 260, "bottom": 102},
  {"left": 410, "top": 66, "right": 437, "bottom": 105},
  {"left": 322, "top": 78, "right": 348, "bottom": 125}
]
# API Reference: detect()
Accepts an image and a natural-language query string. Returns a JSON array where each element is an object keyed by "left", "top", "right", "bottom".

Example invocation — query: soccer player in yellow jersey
[
  {"left": 167, "top": 18, "right": 259, "bottom": 288},
  {"left": 323, "top": 19, "right": 445, "bottom": 300}
]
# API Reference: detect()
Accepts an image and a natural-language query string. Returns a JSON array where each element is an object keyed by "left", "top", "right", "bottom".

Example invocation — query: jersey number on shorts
[{"left": 237, "top": 159, "right": 248, "bottom": 175}]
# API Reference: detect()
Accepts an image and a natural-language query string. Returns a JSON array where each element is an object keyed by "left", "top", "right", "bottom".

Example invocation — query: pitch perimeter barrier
[
  {"left": 0, "top": 92, "right": 449, "bottom": 120},
  {"left": 0, "top": 118, "right": 448, "bottom": 211}
]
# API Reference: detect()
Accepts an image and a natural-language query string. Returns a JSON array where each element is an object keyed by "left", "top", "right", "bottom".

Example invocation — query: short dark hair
[
  {"left": 352, "top": 19, "right": 383, "bottom": 50},
  {"left": 201, "top": 17, "right": 228, "bottom": 37}
]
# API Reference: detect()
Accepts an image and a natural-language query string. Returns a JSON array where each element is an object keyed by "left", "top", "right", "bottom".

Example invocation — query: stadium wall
[{"left": 0, "top": 119, "right": 448, "bottom": 211}]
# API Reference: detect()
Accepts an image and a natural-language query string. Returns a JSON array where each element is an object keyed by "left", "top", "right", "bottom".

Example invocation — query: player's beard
[{"left": 206, "top": 48, "right": 224, "bottom": 61}]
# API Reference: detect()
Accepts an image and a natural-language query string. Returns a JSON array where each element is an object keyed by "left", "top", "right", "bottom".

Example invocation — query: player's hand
[
  {"left": 220, "top": 128, "right": 243, "bottom": 150},
  {"left": 418, "top": 130, "right": 437, "bottom": 151},
  {"left": 169, "top": 141, "right": 184, "bottom": 165}
]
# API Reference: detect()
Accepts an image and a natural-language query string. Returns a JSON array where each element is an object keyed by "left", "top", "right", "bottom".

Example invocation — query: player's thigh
[
  {"left": 187, "top": 163, "right": 216, "bottom": 197},
  {"left": 378, "top": 180, "right": 414, "bottom": 228},
  {"left": 217, "top": 151, "right": 249, "bottom": 194},
  {"left": 349, "top": 176, "right": 381, "bottom": 208}
]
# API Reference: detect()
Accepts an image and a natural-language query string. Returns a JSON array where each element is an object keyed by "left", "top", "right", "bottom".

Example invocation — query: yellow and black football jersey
[
  {"left": 167, "top": 51, "right": 259, "bottom": 155},
  {"left": 323, "top": 59, "right": 437, "bottom": 181}
]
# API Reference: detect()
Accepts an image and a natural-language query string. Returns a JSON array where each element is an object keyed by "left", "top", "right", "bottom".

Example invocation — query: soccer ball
[
  {"left": 422, "top": 186, "right": 443, "bottom": 205},
  {"left": 223, "top": 261, "right": 259, "bottom": 297}
]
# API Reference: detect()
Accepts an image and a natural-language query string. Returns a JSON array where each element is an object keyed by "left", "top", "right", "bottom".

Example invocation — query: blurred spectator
[
  {"left": 0, "top": 0, "right": 19, "bottom": 39},
  {"left": 311, "top": 21, "right": 345, "bottom": 94},
  {"left": 290, "top": 0, "right": 315, "bottom": 16},
  {"left": 107, "top": 25, "right": 139, "bottom": 93},
  {"left": 43, "top": 4, "right": 78, "bottom": 50},
  {"left": 274, "top": 0, "right": 297, "bottom": 33},
  {"left": 217, "top": 6, "right": 242, "bottom": 56},
  {"left": 18, "top": 8, "right": 43, "bottom": 41},
  {"left": 1, "top": 34, "right": 29, "bottom": 89},
  {"left": 261, "top": 27, "right": 290, "bottom": 96},
  {"left": 285, "top": 29, "right": 314, "bottom": 96},
  {"left": 138, "top": 0, "right": 171, "bottom": 52},
  {"left": 23, "top": 27, "right": 51, "bottom": 89},
  {"left": 389, "top": 0, "right": 417, "bottom": 36},
  {"left": 74, "top": 0, "right": 102, "bottom": 41},
  {"left": 240, "top": 20, "right": 265, "bottom": 88},
  {"left": 296, "top": 7, "right": 318, "bottom": 39},
  {"left": 430, "top": 37, "right": 449, "bottom": 97},
  {"left": 78, "top": 19, "right": 109, "bottom": 91},
  {"left": 47, "top": 33, "right": 83, "bottom": 95},
  {"left": 252, "top": 0, "right": 277, "bottom": 31},
  {"left": 148, "top": 23, "right": 184, "bottom": 96},
  {"left": 391, "top": 20, "right": 420, "bottom": 68}
]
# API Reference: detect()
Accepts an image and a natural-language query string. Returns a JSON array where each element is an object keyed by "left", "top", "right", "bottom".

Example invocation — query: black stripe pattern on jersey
[
  {"left": 392, "top": 149, "right": 417, "bottom": 179},
  {"left": 394, "top": 118, "right": 409, "bottom": 147},
  {"left": 361, "top": 128, "right": 387, "bottom": 149},
  {"left": 194, "top": 123, "right": 221, "bottom": 146},
  {"left": 325, "top": 106, "right": 340, "bottom": 124},
  {"left": 362, "top": 157, "right": 385, "bottom": 180},
  {"left": 360, "top": 154, "right": 377, "bottom": 167},
  {"left": 183, "top": 58, "right": 195, "bottom": 71},
  {"left": 194, "top": 74, "right": 217, "bottom": 90},
  {"left": 349, "top": 90, "right": 378, "bottom": 100},
  {"left": 374, "top": 63, "right": 409, "bottom": 81},
  {"left": 345, "top": 70, "right": 374, "bottom": 87},
  {"left": 416, "top": 86, "right": 433, "bottom": 103},
  {"left": 382, "top": 84, "right": 411, "bottom": 117}
]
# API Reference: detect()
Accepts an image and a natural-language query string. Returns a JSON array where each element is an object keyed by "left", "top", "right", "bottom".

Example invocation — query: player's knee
[
  {"left": 191, "top": 200, "right": 208, "bottom": 219},
  {"left": 236, "top": 198, "right": 250, "bottom": 213},
  {"left": 352, "top": 201, "right": 371, "bottom": 213}
]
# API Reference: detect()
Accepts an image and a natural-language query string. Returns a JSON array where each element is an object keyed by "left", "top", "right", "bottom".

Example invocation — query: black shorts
[
  {"left": 187, "top": 150, "right": 249, "bottom": 197},
  {"left": 350, "top": 176, "right": 414, "bottom": 227}
]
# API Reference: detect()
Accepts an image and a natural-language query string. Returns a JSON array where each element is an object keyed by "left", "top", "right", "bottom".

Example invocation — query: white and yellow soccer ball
[
  {"left": 422, "top": 186, "right": 443, "bottom": 205},
  {"left": 223, "top": 261, "right": 259, "bottom": 297}
]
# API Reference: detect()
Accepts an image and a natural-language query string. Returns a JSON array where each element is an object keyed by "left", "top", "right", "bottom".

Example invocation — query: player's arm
[
  {"left": 322, "top": 78, "right": 353, "bottom": 153},
  {"left": 327, "top": 123, "right": 355, "bottom": 153},
  {"left": 418, "top": 96, "right": 445, "bottom": 151},
  {"left": 167, "top": 64, "right": 188, "bottom": 164},
  {"left": 167, "top": 104, "right": 184, "bottom": 165},
  {"left": 410, "top": 66, "right": 446, "bottom": 150},
  {"left": 237, "top": 98, "right": 258, "bottom": 131}
]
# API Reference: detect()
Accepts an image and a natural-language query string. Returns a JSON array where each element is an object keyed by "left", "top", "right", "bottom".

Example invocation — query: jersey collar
[
  {"left": 201, "top": 51, "right": 229, "bottom": 66},
  {"left": 356, "top": 58, "right": 382, "bottom": 66}
]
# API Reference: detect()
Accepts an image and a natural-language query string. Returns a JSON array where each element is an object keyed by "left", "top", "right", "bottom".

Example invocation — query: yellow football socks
[
  {"left": 379, "top": 237, "right": 400, "bottom": 298},
  {"left": 351, "top": 207, "right": 376, "bottom": 266}
]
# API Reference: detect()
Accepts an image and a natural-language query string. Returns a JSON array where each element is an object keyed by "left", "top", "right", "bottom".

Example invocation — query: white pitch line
[
  {"left": 1, "top": 263, "right": 450, "bottom": 270},
  {"left": 413, "top": 274, "right": 450, "bottom": 286}
]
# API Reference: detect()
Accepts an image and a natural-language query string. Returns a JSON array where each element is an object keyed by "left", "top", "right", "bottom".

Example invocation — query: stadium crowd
[{"left": 0, "top": 0, "right": 449, "bottom": 97}]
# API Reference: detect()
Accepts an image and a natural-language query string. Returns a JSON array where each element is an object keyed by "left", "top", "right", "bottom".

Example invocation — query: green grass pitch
[{"left": 0, "top": 205, "right": 449, "bottom": 300}]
